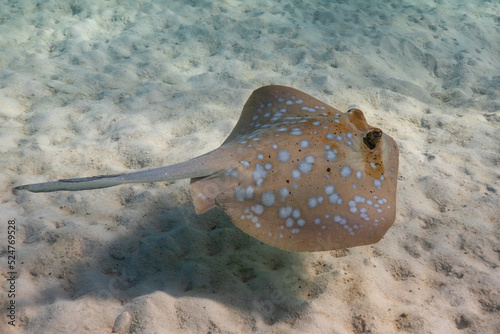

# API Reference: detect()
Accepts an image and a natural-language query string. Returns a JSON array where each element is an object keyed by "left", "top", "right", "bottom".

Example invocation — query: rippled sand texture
[{"left": 1, "top": 0, "right": 499, "bottom": 333}]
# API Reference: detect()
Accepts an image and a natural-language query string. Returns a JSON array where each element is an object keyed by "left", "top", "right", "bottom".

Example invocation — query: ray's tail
[{"left": 13, "top": 155, "right": 222, "bottom": 193}]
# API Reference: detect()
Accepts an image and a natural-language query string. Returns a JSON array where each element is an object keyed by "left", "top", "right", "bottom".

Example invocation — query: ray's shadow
[{"left": 72, "top": 197, "right": 311, "bottom": 325}]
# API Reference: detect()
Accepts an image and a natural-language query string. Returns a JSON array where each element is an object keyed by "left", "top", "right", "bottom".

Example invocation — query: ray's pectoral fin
[{"left": 190, "top": 169, "right": 240, "bottom": 214}]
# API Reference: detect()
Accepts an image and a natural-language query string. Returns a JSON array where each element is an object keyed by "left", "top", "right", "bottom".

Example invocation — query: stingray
[{"left": 14, "top": 85, "right": 399, "bottom": 252}]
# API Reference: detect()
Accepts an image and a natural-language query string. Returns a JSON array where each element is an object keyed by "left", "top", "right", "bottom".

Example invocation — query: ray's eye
[{"left": 363, "top": 128, "right": 383, "bottom": 150}]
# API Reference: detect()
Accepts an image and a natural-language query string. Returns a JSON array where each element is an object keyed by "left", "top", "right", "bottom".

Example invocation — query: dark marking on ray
[{"left": 363, "top": 128, "right": 383, "bottom": 150}]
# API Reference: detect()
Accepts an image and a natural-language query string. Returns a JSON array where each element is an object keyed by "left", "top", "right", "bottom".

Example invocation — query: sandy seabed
[{"left": 1, "top": 0, "right": 499, "bottom": 333}]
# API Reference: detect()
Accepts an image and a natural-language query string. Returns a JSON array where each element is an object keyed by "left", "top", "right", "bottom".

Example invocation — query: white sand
[{"left": 1, "top": 0, "right": 499, "bottom": 333}]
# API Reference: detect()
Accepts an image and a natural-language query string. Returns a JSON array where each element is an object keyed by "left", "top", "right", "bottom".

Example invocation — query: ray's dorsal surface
[{"left": 14, "top": 85, "right": 399, "bottom": 252}]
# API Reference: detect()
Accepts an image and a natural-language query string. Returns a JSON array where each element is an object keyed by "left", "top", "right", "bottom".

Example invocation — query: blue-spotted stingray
[{"left": 14, "top": 86, "right": 399, "bottom": 252}]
